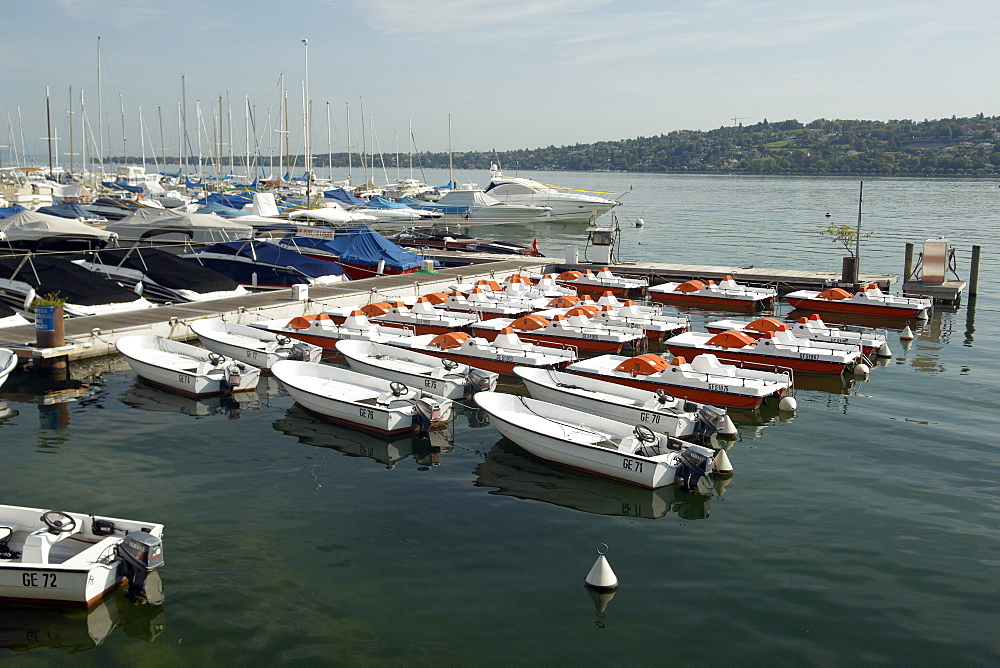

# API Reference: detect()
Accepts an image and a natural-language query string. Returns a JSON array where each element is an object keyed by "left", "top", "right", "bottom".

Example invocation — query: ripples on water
[{"left": 1, "top": 173, "right": 997, "bottom": 665}]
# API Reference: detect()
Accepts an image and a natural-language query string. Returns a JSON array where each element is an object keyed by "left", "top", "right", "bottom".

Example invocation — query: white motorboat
[
  {"left": 785, "top": 284, "right": 932, "bottom": 320},
  {"left": 483, "top": 165, "right": 621, "bottom": 223},
  {"left": 326, "top": 300, "right": 480, "bottom": 337},
  {"left": 249, "top": 311, "right": 415, "bottom": 350},
  {"left": 705, "top": 315, "right": 891, "bottom": 358},
  {"left": 0, "top": 348, "right": 17, "bottom": 389},
  {"left": 471, "top": 312, "right": 645, "bottom": 354},
  {"left": 649, "top": 276, "right": 778, "bottom": 311},
  {"left": 0, "top": 302, "right": 30, "bottom": 328},
  {"left": 473, "top": 393, "right": 717, "bottom": 490},
  {"left": 408, "top": 189, "right": 553, "bottom": 225},
  {"left": 190, "top": 318, "right": 323, "bottom": 369},
  {"left": 388, "top": 328, "right": 578, "bottom": 375},
  {"left": 567, "top": 352, "right": 794, "bottom": 411},
  {"left": 271, "top": 360, "right": 453, "bottom": 436},
  {"left": 0, "top": 504, "right": 163, "bottom": 606},
  {"left": 551, "top": 268, "right": 648, "bottom": 298},
  {"left": 336, "top": 339, "right": 497, "bottom": 399},
  {"left": 531, "top": 303, "right": 688, "bottom": 342},
  {"left": 514, "top": 366, "right": 736, "bottom": 441},
  {"left": 115, "top": 335, "right": 261, "bottom": 397}
]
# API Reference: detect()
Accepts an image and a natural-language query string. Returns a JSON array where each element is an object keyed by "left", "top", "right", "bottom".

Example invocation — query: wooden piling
[
  {"left": 904, "top": 242, "right": 914, "bottom": 282},
  {"left": 969, "top": 244, "right": 981, "bottom": 296}
]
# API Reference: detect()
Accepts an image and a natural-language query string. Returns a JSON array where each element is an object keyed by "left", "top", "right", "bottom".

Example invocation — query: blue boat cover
[
  {"left": 195, "top": 202, "right": 252, "bottom": 218},
  {"left": 197, "top": 240, "right": 348, "bottom": 277},
  {"left": 284, "top": 225, "right": 433, "bottom": 272},
  {"left": 37, "top": 202, "right": 100, "bottom": 219},
  {"left": 102, "top": 181, "right": 142, "bottom": 194},
  {"left": 397, "top": 196, "right": 467, "bottom": 215},
  {"left": 0, "top": 205, "right": 29, "bottom": 219},
  {"left": 195, "top": 192, "right": 254, "bottom": 210},
  {"left": 366, "top": 196, "right": 409, "bottom": 209},
  {"left": 323, "top": 188, "right": 366, "bottom": 206}
]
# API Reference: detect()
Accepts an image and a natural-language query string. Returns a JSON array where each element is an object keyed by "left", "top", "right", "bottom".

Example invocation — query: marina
[{"left": 1, "top": 171, "right": 997, "bottom": 665}]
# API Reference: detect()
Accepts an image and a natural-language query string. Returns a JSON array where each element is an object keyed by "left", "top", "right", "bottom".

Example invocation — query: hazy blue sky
[{"left": 2, "top": 0, "right": 997, "bottom": 167}]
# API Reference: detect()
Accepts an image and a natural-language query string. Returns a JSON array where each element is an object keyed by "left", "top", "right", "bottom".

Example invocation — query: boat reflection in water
[
  {"left": 119, "top": 378, "right": 261, "bottom": 418},
  {"left": 0, "top": 572, "right": 165, "bottom": 653},
  {"left": 474, "top": 439, "right": 718, "bottom": 520},
  {"left": 273, "top": 404, "right": 453, "bottom": 470}
]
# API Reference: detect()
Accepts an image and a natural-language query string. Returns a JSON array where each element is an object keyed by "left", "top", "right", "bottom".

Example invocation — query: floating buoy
[
  {"left": 877, "top": 342, "right": 892, "bottom": 358},
  {"left": 900, "top": 325, "right": 915, "bottom": 341},
  {"left": 778, "top": 396, "right": 797, "bottom": 411},
  {"left": 718, "top": 414, "right": 738, "bottom": 439},
  {"left": 917, "top": 308, "right": 930, "bottom": 320},
  {"left": 635, "top": 218, "right": 644, "bottom": 228},
  {"left": 853, "top": 362, "right": 870, "bottom": 376},
  {"left": 712, "top": 448, "right": 734, "bottom": 477},
  {"left": 585, "top": 544, "right": 618, "bottom": 591},
  {"left": 825, "top": 212, "right": 832, "bottom": 218}
]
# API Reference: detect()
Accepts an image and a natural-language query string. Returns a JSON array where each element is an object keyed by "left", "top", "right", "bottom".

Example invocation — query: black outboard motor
[
  {"left": 694, "top": 405, "right": 730, "bottom": 441},
  {"left": 676, "top": 444, "right": 715, "bottom": 492},
  {"left": 466, "top": 368, "right": 495, "bottom": 395},
  {"left": 117, "top": 530, "right": 164, "bottom": 601}
]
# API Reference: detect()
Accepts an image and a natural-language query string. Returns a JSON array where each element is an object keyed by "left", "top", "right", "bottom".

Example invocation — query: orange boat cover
[
  {"left": 615, "top": 354, "right": 669, "bottom": 376},
  {"left": 512, "top": 315, "right": 551, "bottom": 330},
  {"left": 816, "top": 288, "right": 852, "bottom": 300},
  {"left": 361, "top": 302, "right": 392, "bottom": 317},
  {"left": 669, "top": 356, "right": 687, "bottom": 366},
  {"left": 475, "top": 279, "right": 502, "bottom": 291},
  {"left": 706, "top": 330, "right": 757, "bottom": 349},
  {"left": 429, "top": 332, "right": 471, "bottom": 349},
  {"left": 422, "top": 292, "right": 450, "bottom": 305},
  {"left": 286, "top": 313, "right": 332, "bottom": 330},
  {"left": 565, "top": 306, "right": 599, "bottom": 318},
  {"left": 558, "top": 271, "right": 583, "bottom": 281},
  {"left": 675, "top": 280, "right": 705, "bottom": 293},
  {"left": 546, "top": 295, "right": 579, "bottom": 308},
  {"left": 747, "top": 318, "right": 789, "bottom": 333}
]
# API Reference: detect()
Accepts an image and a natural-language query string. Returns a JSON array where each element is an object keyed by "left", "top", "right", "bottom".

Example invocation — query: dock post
[
  {"left": 904, "top": 242, "right": 914, "bottom": 282},
  {"left": 35, "top": 304, "right": 67, "bottom": 371},
  {"left": 969, "top": 245, "right": 981, "bottom": 296}
]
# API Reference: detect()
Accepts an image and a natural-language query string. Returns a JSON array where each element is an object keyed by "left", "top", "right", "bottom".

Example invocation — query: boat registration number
[
  {"left": 178, "top": 374, "right": 193, "bottom": 384},
  {"left": 497, "top": 355, "right": 514, "bottom": 363},
  {"left": 622, "top": 458, "right": 643, "bottom": 473},
  {"left": 800, "top": 353, "right": 820, "bottom": 360},
  {"left": 829, "top": 338, "right": 848, "bottom": 344},
  {"left": 359, "top": 408, "right": 375, "bottom": 420},
  {"left": 708, "top": 383, "right": 726, "bottom": 392},
  {"left": 582, "top": 334, "right": 600, "bottom": 340},
  {"left": 639, "top": 412, "right": 661, "bottom": 424},
  {"left": 22, "top": 572, "right": 58, "bottom": 588},
  {"left": 424, "top": 379, "right": 438, "bottom": 389}
]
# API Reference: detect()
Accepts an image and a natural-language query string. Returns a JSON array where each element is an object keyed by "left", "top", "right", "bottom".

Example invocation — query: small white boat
[
  {"left": 514, "top": 366, "right": 735, "bottom": 440},
  {"left": 389, "top": 328, "right": 578, "bottom": 375},
  {"left": 327, "top": 300, "right": 480, "bottom": 336},
  {"left": 336, "top": 339, "right": 498, "bottom": 399},
  {"left": 473, "top": 392, "right": 717, "bottom": 490},
  {"left": 115, "top": 335, "right": 261, "bottom": 397},
  {"left": 0, "top": 348, "right": 16, "bottom": 390},
  {"left": 271, "top": 360, "right": 453, "bottom": 436},
  {"left": 649, "top": 276, "right": 777, "bottom": 310},
  {"left": 705, "top": 315, "right": 891, "bottom": 358},
  {"left": 0, "top": 504, "right": 163, "bottom": 606},
  {"left": 551, "top": 268, "right": 648, "bottom": 298},
  {"left": 471, "top": 312, "right": 645, "bottom": 354},
  {"left": 248, "top": 311, "right": 415, "bottom": 350},
  {"left": 785, "top": 284, "right": 932, "bottom": 320},
  {"left": 190, "top": 318, "right": 323, "bottom": 369}
]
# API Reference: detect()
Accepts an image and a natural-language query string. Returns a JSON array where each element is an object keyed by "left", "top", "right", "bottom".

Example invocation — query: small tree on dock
[{"left": 820, "top": 222, "right": 874, "bottom": 257}]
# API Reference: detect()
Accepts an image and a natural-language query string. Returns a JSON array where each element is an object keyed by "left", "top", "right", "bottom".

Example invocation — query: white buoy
[
  {"left": 778, "top": 396, "right": 797, "bottom": 411},
  {"left": 635, "top": 218, "right": 644, "bottom": 228},
  {"left": 713, "top": 448, "right": 734, "bottom": 476},
  {"left": 585, "top": 544, "right": 618, "bottom": 591},
  {"left": 853, "top": 362, "right": 870, "bottom": 376},
  {"left": 877, "top": 342, "right": 892, "bottom": 358},
  {"left": 917, "top": 308, "right": 930, "bottom": 320},
  {"left": 900, "top": 325, "right": 915, "bottom": 341},
  {"left": 718, "top": 414, "right": 738, "bottom": 439}
]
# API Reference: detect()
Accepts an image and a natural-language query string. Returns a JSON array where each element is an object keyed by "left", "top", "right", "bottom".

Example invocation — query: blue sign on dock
[{"left": 35, "top": 305, "right": 56, "bottom": 332}]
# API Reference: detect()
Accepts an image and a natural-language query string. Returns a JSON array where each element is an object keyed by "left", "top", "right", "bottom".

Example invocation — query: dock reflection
[
  {"left": 473, "top": 439, "right": 716, "bottom": 520},
  {"left": 0, "top": 573, "right": 165, "bottom": 653},
  {"left": 272, "top": 404, "right": 453, "bottom": 469}
]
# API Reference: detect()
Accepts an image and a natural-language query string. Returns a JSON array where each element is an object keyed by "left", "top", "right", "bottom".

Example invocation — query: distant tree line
[{"left": 117, "top": 115, "right": 1000, "bottom": 178}]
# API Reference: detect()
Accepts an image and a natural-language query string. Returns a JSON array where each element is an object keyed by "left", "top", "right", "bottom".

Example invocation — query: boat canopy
[
  {"left": 0, "top": 210, "right": 115, "bottom": 246},
  {"left": 676, "top": 280, "right": 706, "bottom": 293},
  {"left": 37, "top": 202, "right": 103, "bottom": 220},
  {"left": 195, "top": 202, "right": 252, "bottom": 218},
  {"left": 90, "top": 247, "right": 240, "bottom": 293},
  {"left": 0, "top": 205, "right": 29, "bottom": 219},
  {"left": 196, "top": 240, "right": 348, "bottom": 277},
  {"left": 746, "top": 318, "right": 789, "bottom": 333},
  {"left": 511, "top": 315, "right": 550, "bottom": 330},
  {"left": 361, "top": 302, "right": 392, "bottom": 317},
  {"left": 705, "top": 330, "right": 757, "bottom": 349},
  {"left": 106, "top": 208, "right": 253, "bottom": 244},
  {"left": 195, "top": 192, "right": 255, "bottom": 210},
  {"left": 283, "top": 225, "right": 431, "bottom": 272},
  {"left": 366, "top": 196, "right": 409, "bottom": 210},
  {"left": 816, "top": 288, "right": 853, "bottom": 300},
  {"left": 0, "top": 256, "right": 141, "bottom": 306},
  {"left": 615, "top": 354, "right": 669, "bottom": 376},
  {"left": 324, "top": 189, "right": 366, "bottom": 206}
]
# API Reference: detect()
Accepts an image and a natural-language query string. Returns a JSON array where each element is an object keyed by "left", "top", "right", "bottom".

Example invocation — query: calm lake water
[{"left": 2, "top": 171, "right": 998, "bottom": 665}]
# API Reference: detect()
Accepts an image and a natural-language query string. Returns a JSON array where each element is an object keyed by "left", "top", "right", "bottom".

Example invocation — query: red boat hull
[
  {"left": 664, "top": 344, "right": 849, "bottom": 375},
  {"left": 785, "top": 297, "right": 924, "bottom": 319},
  {"left": 565, "top": 370, "right": 777, "bottom": 410}
]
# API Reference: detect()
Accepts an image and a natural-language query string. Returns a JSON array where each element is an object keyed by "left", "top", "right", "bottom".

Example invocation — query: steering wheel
[
  {"left": 208, "top": 352, "right": 225, "bottom": 366},
  {"left": 41, "top": 510, "right": 78, "bottom": 534},
  {"left": 442, "top": 358, "right": 459, "bottom": 371},
  {"left": 276, "top": 335, "right": 291, "bottom": 346},
  {"left": 656, "top": 388, "right": 675, "bottom": 404},
  {"left": 633, "top": 425, "right": 657, "bottom": 443},
  {"left": 390, "top": 381, "right": 409, "bottom": 397}
]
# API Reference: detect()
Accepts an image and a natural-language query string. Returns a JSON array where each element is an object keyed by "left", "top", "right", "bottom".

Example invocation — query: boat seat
[
  {"left": 60, "top": 535, "right": 121, "bottom": 567},
  {"left": 21, "top": 526, "right": 79, "bottom": 565}
]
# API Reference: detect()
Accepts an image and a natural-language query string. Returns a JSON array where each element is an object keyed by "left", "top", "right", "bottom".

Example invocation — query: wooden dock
[{"left": 0, "top": 252, "right": 898, "bottom": 365}]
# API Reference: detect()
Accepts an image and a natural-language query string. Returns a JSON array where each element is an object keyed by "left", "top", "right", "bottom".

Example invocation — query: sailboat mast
[
  {"left": 448, "top": 112, "right": 453, "bottom": 187},
  {"left": 326, "top": 101, "right": 332, "bottom": 181},
  {"left": 68, "top": 86, "right": 74, "bottom": 175},
  {"left": 346, "top": 102, "right": 352, "bottom": 185},
  {"left": 97, "top": 36, "right": 103, "bottom": 176},
  {"left": 139, "top": 106, "right": 146, "bottom": 172},
  {"left": 46, "top": 87, "right": 53, "bottom": 176}
]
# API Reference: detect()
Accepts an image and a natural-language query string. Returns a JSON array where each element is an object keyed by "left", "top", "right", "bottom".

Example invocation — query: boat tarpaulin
[
  {"left": 0, "top": 256, "right": 142, "bottom": 306},
  {"left": 323, "top": 189, "right": 366, "bottom": 206},
  {"left": 0, "top": 205, "right": 29, "bottom": 219},
  {"left": 37, "top": 202, "right": 104, "bottom": 220},
  {"left": 283, "top": 225, "right": 433, "bottom": 272},
  {"left": 0, "top": 210, "right": 115, "bottom": 244},
  {"left": 197, "top": 240, "right": 348, "bottom": 278},
  {"left": 89, "top": 248, "right": 240, "bottom": 293}
]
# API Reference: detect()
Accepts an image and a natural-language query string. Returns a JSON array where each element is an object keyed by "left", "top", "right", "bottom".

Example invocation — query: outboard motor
[
  {"left": 290, "top": 342, "right": 314, "bottom": 361},
  {"left": 466, "top": 368, "right": 495, "bottom": 395},
  {"left": 676, "top": 444, "right": 715, "bottom": 492},
  {"left": 221, "top": 364, "right": 246, "bottom": 394},
  {"left": 694, "top": 405, "right": 734, "bottom": 441},
  {"left": 117, "top": 530, "right": 164, "bottom": 601},
  {"left": 412, "top": 397, "right": 445, "bottom": 435}
]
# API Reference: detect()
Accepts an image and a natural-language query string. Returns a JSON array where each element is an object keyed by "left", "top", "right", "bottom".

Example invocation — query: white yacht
[{"left": 483, "top": 164, "right": 621, "bottom": 223}]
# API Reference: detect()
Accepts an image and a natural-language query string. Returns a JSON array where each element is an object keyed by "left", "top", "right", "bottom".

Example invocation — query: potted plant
[
  {"left": 32, "top": 292, "right": 67, "bottom": 348},
  {"left": 820, "top": 222, "right": 874, "bottom": 284}
]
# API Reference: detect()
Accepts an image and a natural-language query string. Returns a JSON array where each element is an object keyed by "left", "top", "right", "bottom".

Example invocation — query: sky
[{"left": 2, "top": 0, "right": 998, "bottom": 168}]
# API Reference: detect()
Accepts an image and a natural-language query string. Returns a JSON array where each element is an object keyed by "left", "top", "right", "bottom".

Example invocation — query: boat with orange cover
[
  {"left": 533, "top": 302, "right": 688, "bottom": 341},
  {"left": 784, "top": 285, "right": 931, "bottom": 319},
  {"left": 248, "top": 311, "right": 414, "bottom": 350},
  {"left": 326, "top": 298, "right": 480, "bottom": 336},
  {"left": 664, "top": 328, "right": 863, "bottom": 374},
  {"left": 387, "top": 328, "right": 577, "bottom": 375},
  {"left": 435, "top": 289, "right": 535, "bottom": 319},
  {"left": 648, "top": 276, "right": 777, "bottom": 310},
  {"left": 705, "top": 315, "right": 891, "bottom": 358},
  {"left": 566, "top": 352, "right": 794, "bottom": 410},
  {"left": 470, "top": 312, "right": 645, "bottom": 354},
  {"left": 549, "top": 267, "right": 647, "bottom": 298}
]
